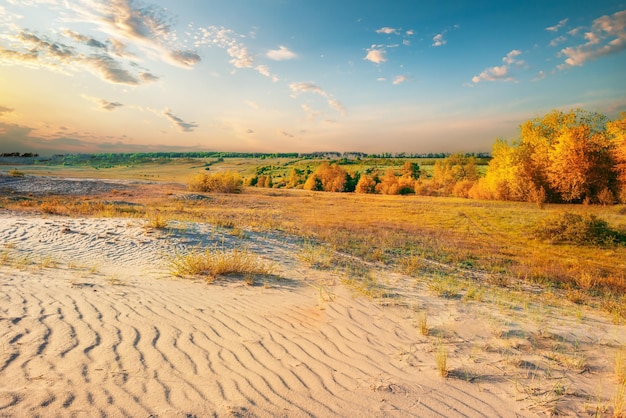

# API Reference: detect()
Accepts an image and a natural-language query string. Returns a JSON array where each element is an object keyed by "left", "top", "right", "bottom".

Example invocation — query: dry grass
[
  {"left": 1, "top": 177, "right": 625, "bottom": 319},
  {"left": 617, "top": 348, "right": 626, "bottom": 385},
  {"left": 435, "top": 339, "right": 449, "bottom": 378},
  {"left": 168, "top": 247, "right": 275, "bottom": 283}
]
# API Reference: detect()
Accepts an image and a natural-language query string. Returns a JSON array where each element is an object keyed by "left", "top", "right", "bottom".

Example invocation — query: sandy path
[{"left": 0, "top": 211, "right": 534, "bottom": 417}]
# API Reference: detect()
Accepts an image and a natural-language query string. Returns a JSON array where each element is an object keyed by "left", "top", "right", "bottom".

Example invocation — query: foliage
[
  {"left": 188, "top": 170, "right": 243, "bottom": 193},
  {"left": 478, "top": 109, "right": 622, "bottom": 204},
  {"left": 8, "top": 169, "right": 25, "bottom": 177},
  {"left": 533, "top": 212, "right": 626, "bottom": 246},
  {"left": 431, "top": 153, "right": 479, "bottom": 195},
  {"left": 303, "top": 162, "right": 348, "bottom": 192},
  {"left": 168, "top": 247, "right": 274, "bottom": 282}
]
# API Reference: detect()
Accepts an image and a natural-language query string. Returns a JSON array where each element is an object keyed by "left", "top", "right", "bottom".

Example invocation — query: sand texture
[{"left": 0, "top": 208, "right": 623, "bottom": 417}]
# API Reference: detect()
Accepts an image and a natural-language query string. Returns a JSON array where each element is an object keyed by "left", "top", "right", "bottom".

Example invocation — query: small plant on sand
[
  {"left": 615, "top": 383, "right": 626, "bottom": 418},
  {"left": 417, "top": 312, "right": 429, "bottom": 336},
  {"left": 399, "top": 253, "right": 422, "bottom": 276},
  {"left": 8, "top": 169, "right": 25, "bottom": 177},
  {"left": 169, "top": 247, "right": 274, "bottom": 283},
  {"left": 0, "top": 250, "right": 9, "bottom": 266},
  {"left": 298, "top": 242, "right": 335, "bottom": 270},
  {"left": 146, "top": 211, "right": 168, "bottom": 229},
  {"left": 435, "top": 338, "right": 449, "bottom": 378},
  {"left": 617, "top": 348, "right": 626, "bottom": 385},
  {"left": 38, "top": 256, "right": 57, "bottom": 269}
]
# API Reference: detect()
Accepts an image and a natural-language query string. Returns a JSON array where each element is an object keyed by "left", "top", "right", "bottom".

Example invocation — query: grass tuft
[
  {"left": 435, "top": 339, "right": 449, "bottom": 378},
  {"left": 169, "top": 247, "right": 274, "bottom": 283}
]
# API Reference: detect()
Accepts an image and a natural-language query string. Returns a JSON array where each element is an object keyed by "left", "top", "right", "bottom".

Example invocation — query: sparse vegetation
[
  {"left": 188, "top": 170, "right": 243, "bottom": 193},
  {"left": 168, "top": 247, "right": 275, "bottom": 283},
  {"left": 533, "top": 211, "right": 626, "bottom": 246},
  {"left": 435, "top": 339, "right": 449, "bottom": 378},
  {"left": 8, "top": 169, "right": 25, "bottom": 177}
]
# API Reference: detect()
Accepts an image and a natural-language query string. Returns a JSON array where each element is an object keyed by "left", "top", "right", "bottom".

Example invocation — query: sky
[{"left": 0, "top": 0, "right": 625, "bottom": 155}]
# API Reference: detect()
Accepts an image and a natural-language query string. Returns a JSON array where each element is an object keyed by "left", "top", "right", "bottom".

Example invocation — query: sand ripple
[{"left": 0, "top": 211, "right": 526, "bottom": 417}]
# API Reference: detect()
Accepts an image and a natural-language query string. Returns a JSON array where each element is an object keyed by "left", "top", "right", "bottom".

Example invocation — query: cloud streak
[
  {"left": 558, "top": 10, "right": 626, "bottom": 68},
  {"left": 266, "top": 46, "right": 296, "bottom": 61},
  {"left": 163, "top": 109, "right": 198, "bottom": 132},
  {"left": 289, "top": 82, "right": 346, "bottom": 116},
  {"left": 472, "top": 50, "right": 523, "bottom": 83}
]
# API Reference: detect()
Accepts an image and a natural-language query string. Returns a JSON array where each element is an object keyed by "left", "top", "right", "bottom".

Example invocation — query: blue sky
[{"left": 0, "top": 0, "right": 625, "bottom": 155}]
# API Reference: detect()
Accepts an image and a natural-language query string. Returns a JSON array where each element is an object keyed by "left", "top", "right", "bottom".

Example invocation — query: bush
[
  {"left": 533, "top": 212, "right": 626, "bottom": 246},
  {"left": 8, "top": 169, "right": 24, "bottom": 177},
  {"left": 188, "top": 170, "right": 243, "bottom": 193}
]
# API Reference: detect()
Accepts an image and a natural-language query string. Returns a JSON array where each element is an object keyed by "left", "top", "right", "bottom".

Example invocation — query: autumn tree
[
  {"left": 355, "top": 174, "right": 377, "bottom": 193},
  {"left": 476, "top": 109, "right": 621, "bottom": 203},
  {"left": 607, "top": 112, "right": 626, "bottom": 201},
  {"left": 432, "top": 153, "right": 479, "bottom": 195},
  {"left": 303, "top": 162, "right": 348, "bottom": 192}
]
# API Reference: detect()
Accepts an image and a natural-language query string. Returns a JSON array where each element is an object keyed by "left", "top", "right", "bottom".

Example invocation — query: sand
[{"left": 0, "top": 179, "right": 624, "bottom": 417}]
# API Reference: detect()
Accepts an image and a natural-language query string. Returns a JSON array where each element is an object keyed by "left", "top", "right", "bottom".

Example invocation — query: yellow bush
[{"left": 188, "top": 170, "right": 243, "bottom": 193}]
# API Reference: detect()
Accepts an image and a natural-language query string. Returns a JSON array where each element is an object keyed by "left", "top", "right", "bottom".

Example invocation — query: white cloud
[
  {"left": 558, "top": 10, "right": 626, "bottom": 68},
  {"left": 376, "top": 27, "right": 397, "bottom": 35},
  {"left": 365, "top": 46, "right": 386, "bottom": 63},
  {"left": 549, "top": 36, "right": 567, "bottom": 47},
  {"left": 472, "top": 50, "right": 522, "bottom": 83},
  {"left": 266, "top": 46, "right": 296, "bottom": 61},
  {"left": 432, "top": 33, "right": 446, "bottom": 47},
  {"left": 162, "top": 109, "right": 198, "bottom": 132},
  {"left": 289, "top": 82, "right": 346, "bottom": 116},
  {"left": 546, "top": 18, "right": 569, "bottom": 32},
  {"left": 392, "top": 75, "right": 407, "bottom": 85}
]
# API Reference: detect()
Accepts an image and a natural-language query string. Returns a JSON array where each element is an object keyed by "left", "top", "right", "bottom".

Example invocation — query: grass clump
[
  {"left": 533, "top": 212, "right": 625, "bottom": 246},
  {"left": 8, "top": 169, "right": 25, "bottom": 177},
  {"left": 146, "top": 211, "right": 168, "bottom": 229},
  {"left": 435, "top": 339, "right": 449, "bottom": 378},
  {"left": 169, "top": 247, "right": 274, "bottom": 283},
  {"left": 188, "top": 170, "right": 243, "bottom": 193},
  {"left": 617, "top": 348, "right": 626, "bottom": 385}
]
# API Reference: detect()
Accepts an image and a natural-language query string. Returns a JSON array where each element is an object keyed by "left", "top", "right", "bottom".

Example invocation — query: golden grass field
[{"left": 1, "top": 159, "right": 625, "bottom": 416}]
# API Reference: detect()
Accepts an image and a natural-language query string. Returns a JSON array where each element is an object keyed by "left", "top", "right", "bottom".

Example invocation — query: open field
[{"left": 1, "top": 161, "right": 625, "bottom": 417}]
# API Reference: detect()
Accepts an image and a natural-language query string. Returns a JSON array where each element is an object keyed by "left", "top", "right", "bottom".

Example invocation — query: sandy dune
[
  {"left": 0, "top": 207, "right": 623, "bottom": 417},
  {"left": 0, "top": 210, "right": 532, "bottom": 417}
]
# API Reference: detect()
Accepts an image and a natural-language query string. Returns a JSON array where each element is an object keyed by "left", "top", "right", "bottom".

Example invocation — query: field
[{"left": 1, "top": 157, "right": 625, "bottom": 417}]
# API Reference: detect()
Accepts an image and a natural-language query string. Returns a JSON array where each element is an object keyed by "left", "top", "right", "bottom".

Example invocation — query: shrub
[
  {"left": 168, "top": 247, "right": 274, "bottom": 282},
  {"left": 188, "top": 170, "right": 243, "bottom": 193},
  {"left": 533, "top": 212, "right": 626, "bottom": 245},
  {"left": 8, "top": 169, "right": 24, "bottom": 177}
]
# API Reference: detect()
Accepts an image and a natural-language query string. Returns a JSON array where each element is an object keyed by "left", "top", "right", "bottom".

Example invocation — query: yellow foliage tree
[
  {"left": 303, "top": 162, "right": 348, "bottom": 192},
  {"left": 355, "top": 174, "right": 377, "bottom": 193}
]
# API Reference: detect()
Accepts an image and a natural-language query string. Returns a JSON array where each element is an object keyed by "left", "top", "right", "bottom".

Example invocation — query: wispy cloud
[
  {"left": 558, "top": 10, "right": 626, "bottom": 68},
  {"left": 392, "top": 75, "right": 407, "bottom": 85},
  {"left": 546, "top": 18, "right": 569, "bottom": 32},
  {"left": 472, "top": 50, "right": 523, "bottom": 83},
  {"left": 0, "top": 105, "right": 14, "bottom": 117},
  {"left": 279, "top": 130, "right": 294, "bottom": 138},
  {"left": 82, "top": 95, "right": 124, "bottom": 111},
  {"left": 376, "top": 27, "right": 398, "bottom": 35},
  {"left": 267, "top": 46, "right": 296, "bottom": 61},
  {"left": 432, "top": 33, "right": 446, "bottom": 47},
  {"left": 163, "top": 109, "right": 198, "bottom": 132},
  {"left": 549, "top": 36, "right": 567, "bottom": 47},
  {"left": 365, "top": 45, "right": 386, "bottom": 63},
  {"left": 289, "top": 82, "right": 346, "bottom": 116}
]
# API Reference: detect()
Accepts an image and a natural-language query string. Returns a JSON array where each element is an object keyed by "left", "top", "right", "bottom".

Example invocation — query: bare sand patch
[{"left": 0, "top": 177, "right": 624, "bottom": 417}]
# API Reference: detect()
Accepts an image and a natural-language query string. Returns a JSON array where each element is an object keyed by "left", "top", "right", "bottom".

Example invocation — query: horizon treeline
[{"left": 248, "top": 109, "right": 626, "bottom": 204}]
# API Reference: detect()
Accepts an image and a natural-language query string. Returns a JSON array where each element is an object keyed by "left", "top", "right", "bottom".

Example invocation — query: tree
[
  {"left": 355, "top": 174, "right": 377, "bottom": 193},
  {"left": 303, "top": 162, "right": 348, "bottom": 192},
  {"left": 607, "top": 112, "right": 626, "bottom": 200},
  {"left": 401, "top": 161, "right": 420, "bottom": 179},
  {"left": 478, "top": 109, "right": 620, "bottom": 203}
]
